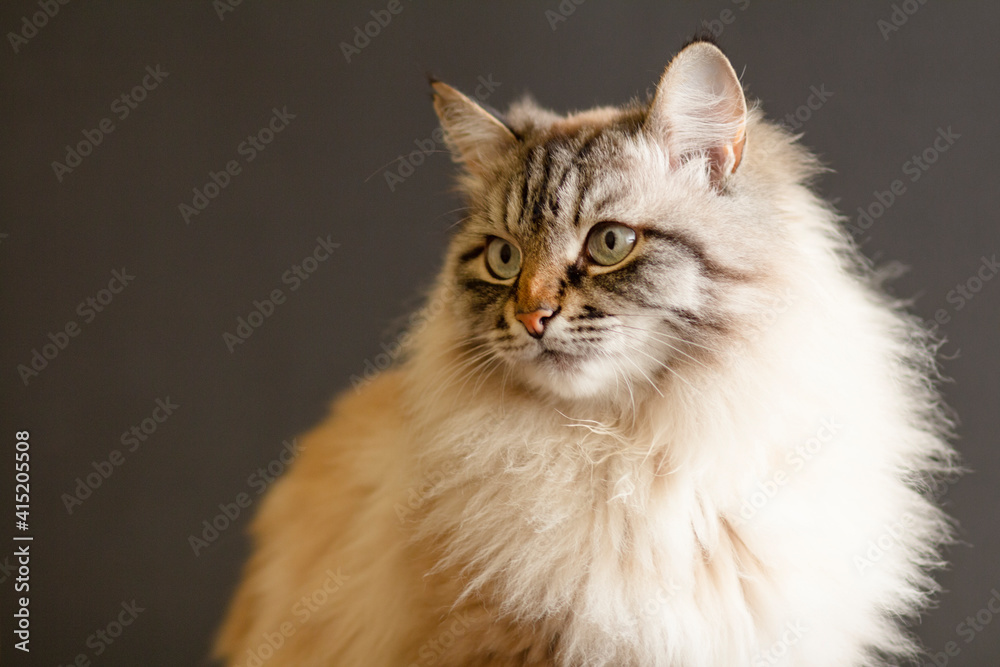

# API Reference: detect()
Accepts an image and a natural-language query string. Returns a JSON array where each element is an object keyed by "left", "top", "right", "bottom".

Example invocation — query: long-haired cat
[{"left": 216, "top": 40, "right": 958, "bottom": 666}]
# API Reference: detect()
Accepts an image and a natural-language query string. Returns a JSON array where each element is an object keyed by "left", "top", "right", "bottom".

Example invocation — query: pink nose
[{"left": 516, "top": 308, "right": 555, "bottom": 338}]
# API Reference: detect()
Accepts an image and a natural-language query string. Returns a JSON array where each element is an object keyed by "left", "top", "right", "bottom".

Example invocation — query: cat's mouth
[
  {"left": 532, "top": 343, "right": 594, "bottom": 373},
  {"left": 537, "top": 348, "right": 583, "bottom": 368}
]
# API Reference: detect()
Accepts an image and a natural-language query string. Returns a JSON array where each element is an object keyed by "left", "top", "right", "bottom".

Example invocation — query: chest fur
[{"left": 408, "top": 419, "right": 769, "bottom": 666}]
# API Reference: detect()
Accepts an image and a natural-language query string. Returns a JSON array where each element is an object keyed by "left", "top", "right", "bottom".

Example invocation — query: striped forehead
[{"left": 497, "top": 131, "right": 607, "bottom": 238}]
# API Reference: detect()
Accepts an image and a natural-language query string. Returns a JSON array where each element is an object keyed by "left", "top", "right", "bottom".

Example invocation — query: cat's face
[{"left": 433, "top": 43, "right": 786, "bottom": 401}]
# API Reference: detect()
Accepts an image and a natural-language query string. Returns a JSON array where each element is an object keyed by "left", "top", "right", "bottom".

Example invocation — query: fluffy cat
[{"left": 216, "top": 40, "right": 958, "bottom": 666}]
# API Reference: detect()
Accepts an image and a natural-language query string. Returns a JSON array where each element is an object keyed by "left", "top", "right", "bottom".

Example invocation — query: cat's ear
[
  {"left": 431, "top": 81, "right": 517, "bottom": 175},
  {"left": 646, "top": 41, "right": 748, "bottom": 182}
]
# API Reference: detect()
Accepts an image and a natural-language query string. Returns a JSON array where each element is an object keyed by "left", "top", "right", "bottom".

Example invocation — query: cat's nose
[{"left": 516, "top": 308, "right": 555, "bottom": 339}]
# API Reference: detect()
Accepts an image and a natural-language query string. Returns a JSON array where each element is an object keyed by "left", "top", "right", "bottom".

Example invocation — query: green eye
[
  {"left": 485, "top": 237, "right": 522, "bottom": 280},
  {"left": 586, "top": 222, "right": 636, "bottom": 266}
]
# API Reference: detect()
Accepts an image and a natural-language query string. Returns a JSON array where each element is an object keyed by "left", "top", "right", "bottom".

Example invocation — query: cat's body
[{"left": 217, "top": 42, "right": 956, "bottom": 666}]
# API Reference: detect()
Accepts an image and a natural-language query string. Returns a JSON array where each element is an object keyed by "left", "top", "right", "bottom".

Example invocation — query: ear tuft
[
  {"left": 646, "top": 41, "right": 748, "bottom": 183},
  {"left": 431, "top": 81, "right": 517, "bottom": 176}
]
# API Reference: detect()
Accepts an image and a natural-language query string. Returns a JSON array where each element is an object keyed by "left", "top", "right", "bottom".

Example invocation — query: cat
[{"left": 215, "top": 39, "right": 958, "bottom": 667}]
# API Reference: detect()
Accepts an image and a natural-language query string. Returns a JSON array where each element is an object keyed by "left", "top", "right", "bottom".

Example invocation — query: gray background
[{"left": 1, "top": 1, "right": 998, "bottom": 665}]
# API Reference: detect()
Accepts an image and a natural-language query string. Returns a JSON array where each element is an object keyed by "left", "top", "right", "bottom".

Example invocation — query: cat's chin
[{"left": 518, "top": 353, "right": 619, "bottom": 401}]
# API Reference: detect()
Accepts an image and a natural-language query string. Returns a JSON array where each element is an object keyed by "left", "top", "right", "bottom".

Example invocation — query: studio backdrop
[{"left": 1, "top": 1, "right": 998, "bottom": 665}]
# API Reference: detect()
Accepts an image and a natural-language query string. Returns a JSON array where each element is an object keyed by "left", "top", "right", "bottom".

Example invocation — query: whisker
[
  {"left": 611, "top": 321, "right": 723, "bottom": 355},
  {"left": 473, "top": 356, "right": 505, "bottom": 395},
  {"left": 499, "top": 361, "right": 513, "bottom": 416},
  {"left": 439, "top": 206, "right": 471, "bottom": 219},
  {"left": 615, "top": 327, "right": 713, "bottom": 372},
  {"left": 618, "top": 338, "right": 701, "bottom": 398},
  {"left": 602, "top": 349, "right": 637, "bottom": 427},
  {"left": 614, "top": 346, "right": 664, "bottom": 398},
  {"left": 449, "top": 348, "right": 500, "bottom": 398},
  {"left": 423, "top": 343, "right": 495, "bottom": 405}
]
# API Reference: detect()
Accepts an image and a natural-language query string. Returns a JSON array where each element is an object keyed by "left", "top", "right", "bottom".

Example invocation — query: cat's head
[{"left": 431, "top": 41, "right": 807, "bottom": 402}]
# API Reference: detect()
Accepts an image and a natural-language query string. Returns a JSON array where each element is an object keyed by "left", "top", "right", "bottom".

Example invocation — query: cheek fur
[
  {"left": 453, "top": 248, "right": 715, "bottom": 372},
  {"left": 456, "top": 277, "right": 512, "bottom": 332}
]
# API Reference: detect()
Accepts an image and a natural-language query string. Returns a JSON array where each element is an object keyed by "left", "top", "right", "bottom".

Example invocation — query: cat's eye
[
  {"left": 586, "top": 222, "right": 637, "bottom": 266},
  {"left": 485, "top": 237, "right": 522, "bottom": 280}
]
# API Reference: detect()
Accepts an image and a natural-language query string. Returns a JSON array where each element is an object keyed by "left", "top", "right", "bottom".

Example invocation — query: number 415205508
[{"left": 15, "top": 431, "right": 30, "bottom": 530}]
